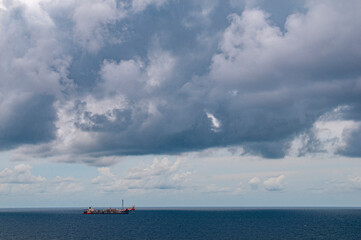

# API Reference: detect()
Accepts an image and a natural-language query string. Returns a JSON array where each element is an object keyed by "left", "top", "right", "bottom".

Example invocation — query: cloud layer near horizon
[{"left": 1, "top": 0, "right": 361, "bottom": 165}]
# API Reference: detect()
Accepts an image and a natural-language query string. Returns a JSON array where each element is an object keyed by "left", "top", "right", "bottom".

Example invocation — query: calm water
[{"left": 0, "top": 208, "right": 360, "bottom": 239}]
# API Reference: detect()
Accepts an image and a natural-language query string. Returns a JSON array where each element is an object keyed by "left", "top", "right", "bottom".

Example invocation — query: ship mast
[{"left": 122, "top": 199, "right": 124, "bottom": 210}]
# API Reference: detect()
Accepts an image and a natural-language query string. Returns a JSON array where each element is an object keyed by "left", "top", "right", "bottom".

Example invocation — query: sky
[{"left": 1, "top": 0, "right": 361, "bottom": 208}]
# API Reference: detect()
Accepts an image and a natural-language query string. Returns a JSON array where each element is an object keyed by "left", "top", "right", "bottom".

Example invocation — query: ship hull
[{"left": 83, "top": 211, "right": 129, "bottom": 214}]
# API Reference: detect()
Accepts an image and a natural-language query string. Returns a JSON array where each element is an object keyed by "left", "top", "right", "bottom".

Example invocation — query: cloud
[
  {"left": 205, "top": 111, "right": 222, "bottom": 132},
  {"left": 0, "top": 0, "right": 170, "bottom": 155},
  {"left": 0, "top": 164, "right": 46, "bottom": 194},
  {"left": 42, "top": 0, "right": 169, "bottom": 52},
  {"left": 0, "top": 94, "right": 57, "bottom": 150},
  {"left": 204, "top": 1, "right": 361, "bottom": 158},
  {"left": 54, "top": 176, "right": 83, "bottom": 192},
  {"left": 70, "top": 0, "right": 126, "bottom": 52},
  {"left": 99, "top": 45, "right": 176, "bottom": 93},
  {"left": 263, "top": 175, "right": 285, "bottom": 191},
  {"left": 203, "top": 184, "right": 231, "bottom": 193},
  {"left": 0, "top": 164, "right": 84, "bottom": 194},
  {"left": 2, "top": 0, "right": 361, "bottom": 164},
  {"left": 92, "top": 158, "right": 192, "bottom": 192},
  {"left": 285, "top": 105, "right": 361, "bottom": 157},
  {"left": 0, "top": 164, "right": 45, "bottom": 184},
  {"left": 146, "top": 47, "right": 176, "bottom": 88},
  {"left": 0, "top": 0, "right": 71, "bottom": 150},
  {"left": 248, "top": 175, "right": 285, "bottom": 191},
  {"left": 182, "top": 0, "right": 219, "bottom": 29},
  {"left": 0, "top": 1, "right": 7, "bottom": 11},
  {"left": 131, "top": 0, "right": 167, "bottom": 13},
  {"left": 348, "top": 176, "right": 361, "bottom": 190},
  {"left": 337, "top": 125, "right": 361, "bottom": 157},
  {"left": 248, "top": 177, "right": 260, "bottom": 189}
]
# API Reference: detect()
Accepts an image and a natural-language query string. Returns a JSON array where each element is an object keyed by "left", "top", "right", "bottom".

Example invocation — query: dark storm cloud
[
  {"left": 0, "top": 94, "right": 57, "bottom": 150},
  {"left": 337, "top": 127, "right": 361, "bottom": 157},
  {"left": 2, "top": 0, "right": 361, "bottom": 164}
]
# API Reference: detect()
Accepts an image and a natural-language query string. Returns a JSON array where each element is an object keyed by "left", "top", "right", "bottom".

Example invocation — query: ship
[{"left": 83, "top": 200, "right": 135, "bottom": 214}]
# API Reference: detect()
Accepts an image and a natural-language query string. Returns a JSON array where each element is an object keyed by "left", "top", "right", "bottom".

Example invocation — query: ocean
[{"left": 0, "top": 208, "right": 360, "bottom": 239}]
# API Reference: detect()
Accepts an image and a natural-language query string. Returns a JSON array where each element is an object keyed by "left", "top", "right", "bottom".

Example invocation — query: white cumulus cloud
[
  {"left": 263, "top": 175, "right": 285, "bottom": 191},
  {"left": 92, "top": 158, "right": 192, "bottom": 192},
  {"left": 0, "top": 164, "right": 45, "bottom": 184}
]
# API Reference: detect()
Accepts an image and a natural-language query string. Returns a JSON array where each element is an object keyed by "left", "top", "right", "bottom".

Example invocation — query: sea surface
[{"left": 0, "top": 208, "right": 360, "bottom": 239}]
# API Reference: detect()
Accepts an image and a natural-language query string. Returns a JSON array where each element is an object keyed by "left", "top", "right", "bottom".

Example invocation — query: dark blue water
[{"left": 0, "top": 208, "right": 360, "bottom": 239}]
